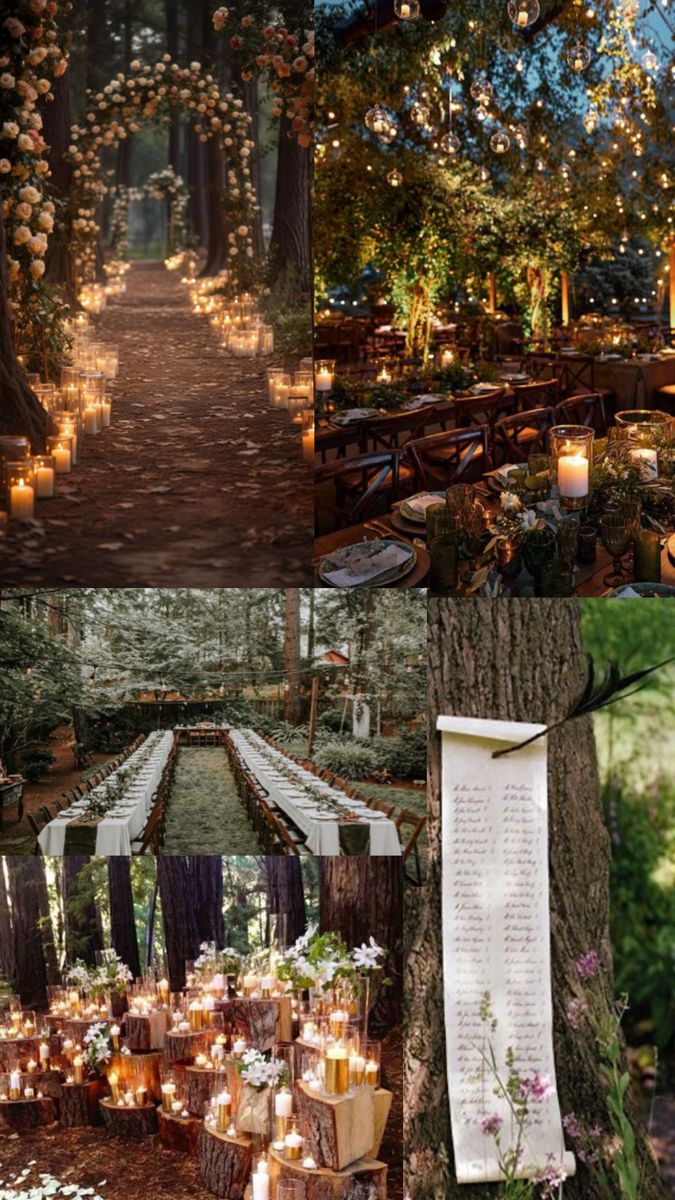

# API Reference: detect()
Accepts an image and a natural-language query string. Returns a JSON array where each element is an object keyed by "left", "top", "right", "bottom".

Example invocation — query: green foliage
[
  {"left": 371, "top": 725, "right": 427, "bottom": 780},
  {"left": 604, "top": 774, "right": 675, "bottom": 1050},
  {"left": 317, "top": 707, "right": 347, "bottom": 733},
  {"left": 313, "top": 739, "right": 380, "bottom": 780},
  {"left": 21, "top": 748, "right": 56, "bottom": 782}
]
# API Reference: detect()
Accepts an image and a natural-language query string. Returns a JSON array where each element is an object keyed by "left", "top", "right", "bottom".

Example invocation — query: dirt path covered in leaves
[
  {"left": 0, "top": 262, "right": 312, "bottom": 585},
  {"left": 162, "top": 747, "right": 261, "bottom": 855}
]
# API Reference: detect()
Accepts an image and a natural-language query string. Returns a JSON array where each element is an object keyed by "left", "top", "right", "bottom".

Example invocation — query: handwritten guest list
[{"left": 437, "top": 715, "right": 575, "bottom": 1185}]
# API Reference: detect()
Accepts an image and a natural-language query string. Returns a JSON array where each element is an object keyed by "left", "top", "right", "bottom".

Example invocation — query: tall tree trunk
[
  {"left": 199, "top": 137, "right": 227, "bottom": 277},
  {"left": 35, "top": 861, "right": 60, "bottom": 986},
  {"left": 268, "top": 115, "right": 311, "bottom": 304},
  {"left": 108, "top": 857, "right": 141, "bottom": 979},
  {"left": 62, "top": 856, "right": 102, "bottom": 966},
  {"left": 191, "top": 856, "right": 224, "bottom": 948},
  {"left": 157, "top": 856, "right": 199, "bottom": 992},
  {"left": 8, "top": 858, "right": 49, "bottom": 1009},
  {"left": 307, "top": 588, "right": 316, "bottom": 662},
  {"left": 405, "top": 598, "right": 666, "bottom": 1200},
  {"left": 319, "top": 859, "right": 403, "bottom": 1032},
  {"left": 166, "top": 0, "right": 181, "bottom": 172},
  {"left": 0, "top": 862, "right": 16, "bottom": 985},
  {"left": 264, "top": 858, "right": 306, "bottom": 947},
  {"left": 284, "top": 589, "right": 302, "bottom": 725},
  {"left": 0, "top": 207, "right": 49, "bottom": 445},
  {"left": 41, "top": 72, "right": 78, "bottom": 302}
]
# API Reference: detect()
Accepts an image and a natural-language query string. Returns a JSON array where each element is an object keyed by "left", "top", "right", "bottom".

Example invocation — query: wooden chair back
[
  {"left": 555, "top": 392, "right": 608, "bottom": 435},
  {"left": 315, "top": 450, "right": 403, "bottom": 528},
  {"left": 403, "top": 425, "right": 489, "bottom": 490},
  {"left": 493, "top": 407, "right": 556, "bottom": 464}
]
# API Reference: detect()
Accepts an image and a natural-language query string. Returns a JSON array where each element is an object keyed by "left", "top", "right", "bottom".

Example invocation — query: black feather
[{"left": 492, "top": 654, "right": 675, "bottom": 759}]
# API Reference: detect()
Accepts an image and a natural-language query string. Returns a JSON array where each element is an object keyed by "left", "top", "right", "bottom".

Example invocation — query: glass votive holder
[
  {"left": 577, "top": 524, "right": 597, "bottom": 565},
  {"left": 79, "top": 369, "right": 106, "bottom": 403},
  {"left": 540, "top": 561, "right": 574, "bottom": 597},
  {"left": 287, "top": 393, "right": 307, "bottom": 425},
  {"left": 161, "top": 1070, "right": 178, "bottom": 1113},
  {"left": 258, "top": 325, "right": 274, "bottom": 355},
  {"left": 83, "top": 403, "right": 100, "bottom": 436},
  {"left": 32, "top": 455, "right": 56, "bottom": 499},
  {"left": 615, "top": 409, "right": 670, "bottom": 449},
  {"left": 323, "top": 1043, "right": 349, "bottom": 1096},
  {"left": 54, "top": 417, "right": 79, "bottom": 465},
  {"left": 301, "top": 409, "right": 314, "bottom": 463},
  {"left": 284, "top": 1115, "right": 304, "bottom": 1161},
  {"left": 7, "top": 462, "right": 35, "bottom": 521},
  {"left": 46, "top": 435, "right": 73, "bottom": 475},
  {"left": 272, "top": 373, "right": 291, "bottom": 410},
  {"left": 549, "top": 425, "right": 594, "bottom": 511},
  {"left": 314, "top": 359, "right": 336, "bottom": 394},
  {"left": 634, "top": 530, "right": 661, "bottom": 583},
  {"left": 431, "top": 535, "right": 458, "bottom": 593},
  {"left": 33, "top": 383, "right": 57, "bottom": 414},
  {"left": 266, "top": 367, "right": 284, "bottom": 405},
  {"left": 364, "top": 1042, "right": 381, "bottom": 1089},
  {"left": 496, "top": 536, "right": 521, "bottom": 579}
]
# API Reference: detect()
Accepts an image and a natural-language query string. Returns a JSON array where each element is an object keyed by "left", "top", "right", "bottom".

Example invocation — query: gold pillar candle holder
[
  {"left": 9, "top": 1073, "right": 22, "bottom": 1101},
  {"left": 324, "top": 1045, "right": 349, "bottom": 1096},
  {"left": 364, "top": 1042, "right": 381, "bottom": 1088},
  {"left": 109, "top": 1072, "right": 120, "bottom": 1103},
  {"left": 329, "top": 1011, "right": 349, "bottom": 1041},
  {"left": 216, "top": 1092, "right": 232, "bottom": 1132},
  {"left": 135, "top": 1086, "right": 147, "bottom": 1107},
  {"left": 73, "top": 1057, "right": 84, "bottom": 1085},
  {"left": 349, "top": 1051, "right": 366, "bottom": 1088},
  {"left": 188, "top": 1002, "right": 204, "bottom": 1031},
  {"left": 284, "top": 1117, "right": 304, "bottom": 1161},
  {"left": 161, "top": 1074, "right": 177, "bottom": 1113}
]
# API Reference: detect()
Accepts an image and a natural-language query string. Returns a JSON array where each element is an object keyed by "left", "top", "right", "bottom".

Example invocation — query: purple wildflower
[
  {"left": 535, "top": 1155, "right": 569, "bottom": 1198},
  {"left": 576, "top": 950, "right": 601, "bottom": 981},
  {"left": 481, "top": 1113, "right": 503, "bottom": 1137},
  {"left": 566, "top": 997, "right": 588, "bottom": 1030},
  {"left": 562, "top": 1112, "right": 582, "bottom": 1140},
  {"left": 521, "top": 1072, "right": 555, "bottom": 1102}
]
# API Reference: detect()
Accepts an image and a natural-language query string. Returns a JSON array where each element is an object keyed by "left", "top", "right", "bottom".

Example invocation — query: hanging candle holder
[
  {"left": 490, "top": 129, "right": 511, "bottom": 154},
  {"left": 567, "top": 41, "right": 591, "bottom": 72},
  {"left": 507, "top": 0, "right": 540, "bottom": 28},
  {"left": 410, "top": 98, "right": 430, "bottom": 126},
  {"left": 394, "top": 0, "right": 420, "bottom": 17},
  {"left": 387, "top": 167, "right": 403, "bottom": 187},
  {"left": 470, "top": 74, "right": 494, "bottom": 106}
]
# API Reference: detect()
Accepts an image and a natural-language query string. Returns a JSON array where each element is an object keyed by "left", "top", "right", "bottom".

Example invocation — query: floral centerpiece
[
  {"left": 235, "top": 1049, "right": 289, "bottom": 1137},
  {"left": 194, "top": 941, "right": 243, "bottom": 978},
  {"left": 66, "top": 950, "right": 133, "bottom": 999},
  {"left": 82, "top": 1022, "right": 115, "bottom": 1074}
]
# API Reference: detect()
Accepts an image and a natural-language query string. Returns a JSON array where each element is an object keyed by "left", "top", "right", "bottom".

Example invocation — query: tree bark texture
[
  {"left": 0, "top": 862, "right": 16, "bottom": 985},
  {"left": 0, "top": 208, "right": 48, "bottom": 445},
  {"left": 108, "top": 856, "right": 141, "bottom": 979},
  {"left": 41, "top": 71, "right": 77, "bottom": 301},
  {"left": 404, "top": 598, "right": 666, "bottom": 1200},
  {"left": 192, "top": 855, "right": 225, "bottom": 948},
  {"left": 59, "top": 1078, "right": 104, "bottom": 1127},
  {"left": 264, "top": 856, "right": 306, "bottom": 946},
  {"left": 226, "top": 997, "right": 292, "bottom": 1052},
  {"left": 0, "top": 1096, "right": 54, "bottom": 1131},
  {"left": 295, "top": 1081, "right": 376, "bottom": 1170},
  {"left": 318, "top": 858, "right": 403, "bottom": 1033},
  {"left": 159, "top": 1109, "right": 202, "bottom": 1155},
  {"left": 157, "top": 855, "right": 200, "bottom": 992},
  {"left": 35, "top": 860, "right": 60, "bottom": 986},
  {"left": 99, "top": 1097, "right": 159, "bottom": 1138},
  {"left": 8, "top": 857, "right": 49, "bottom": 1009},
  {"left": 268, "top": 1147, "right": 387, "bottom": 1200},
  {"left": 198, "top": 1125, "right": 253, "bottom": 1200},
  {"left": 62, "top": 856, "right": 102, "bottom": 966},
  {"left": 268, "top": 114, "right": 311, "bottom": 303}
]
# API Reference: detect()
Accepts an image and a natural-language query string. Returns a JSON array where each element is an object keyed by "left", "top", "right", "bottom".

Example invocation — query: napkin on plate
[
  {"left": 338, "top": 408, "right": 374, "bottom": 423},
  {"left": 611, "top": 586, "right": 641, "bottom": 599},
  {"left": 403, "top": 394, "right": 439, "bottom": 410},
  {"left": 407, "top": 493, "right": 443, "bottom": 516},
  {"left": 323, "top": 542, "right": 411, "bottom": 587}
]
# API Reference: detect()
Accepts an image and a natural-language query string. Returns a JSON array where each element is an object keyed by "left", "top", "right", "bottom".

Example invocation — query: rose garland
[
  {"left": 66, "top": 55, "right": 258, "bottom": 290},
  {"left": 213, "top": 7, "right": 314, "bottom": 148},
  {"left": 110, "top": 167, "right": 190, "bottom": 261},
  {"left": 0, "top": 0, "right": 70, "bottom": 369}
]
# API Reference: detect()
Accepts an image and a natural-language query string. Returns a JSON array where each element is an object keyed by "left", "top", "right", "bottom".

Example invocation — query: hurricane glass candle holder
[{"left": 549, "top": 425, "right": 594, "bottom": 510}]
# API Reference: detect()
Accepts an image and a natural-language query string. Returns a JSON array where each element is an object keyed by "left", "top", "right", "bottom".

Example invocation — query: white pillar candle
[
  {"left": 52, "top": 443, "right": 71, "bottom": 474},
  {"left": 252, "top": 1174, "right": 270, "bottom": 1200},
  {"left": 284, "top": 1131, "right": 304, "bottom": 1159},
  {"left": 557, "top": 454, "right": 589, "bottom": 498},
  {"left": 232, "top": 1038, "right": 247, "bottom": 1055},
  {"left": 315, "top": 369, "right": 332, "bottom": 392},
  {"left": 26, "top": 1059, "right": 37, "bottom": 1073},
  {"left": 35, "top": 465, "right": 55, "bottom": 497},
  {"left": 161, "top": 1082, "right": 176, "bottom": 1112},
  {"left": 10, "top": 480, "right": 35, "bottom": 521},
  {"left": 39, "top": 1042, "right": 50, "bottom": 1064},
  {"left": 275, "top": 1089, "right": 293, "bottom": 1117},
  {"left": 517, "top": 7, "right": 528, "bottom": 26},
  {"left": 399, "top": 1, "right": 411, "bottom": 14},
  {"left": 24, "top": 1086, "right": 35, "bottom": 1099},
  {"left": 84, "top": 406, "right": 99, "bottom": 435},
  {"left": 629, "top": 447, "right": 658, "bottom": 480},
  {"left": 212, "top": 973, "right": 225, "bottom": 994},
  {"left": 9, "top": 1070, "right": 21, "bottom": 1099}
]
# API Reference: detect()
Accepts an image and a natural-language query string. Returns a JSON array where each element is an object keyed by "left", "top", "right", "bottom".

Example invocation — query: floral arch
[
  {"left": 66, "top": 55, "right": 258, "bottom": 291},
  {"left": 111, "top": 166, "right": 191, "bottom": 261}
]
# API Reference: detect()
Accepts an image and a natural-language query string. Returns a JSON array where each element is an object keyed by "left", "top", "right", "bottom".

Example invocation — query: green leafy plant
[
  {"left": 313, "top": 740, "right": 380, "bottom": 780},
  {"left": 20, "top": 749, "right": 55, "bottom": 783}
]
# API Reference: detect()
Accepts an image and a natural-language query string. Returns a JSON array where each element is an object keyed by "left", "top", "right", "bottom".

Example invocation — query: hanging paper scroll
[{"left": 438, "top": 714, "right": 575, "bottom": 1185}]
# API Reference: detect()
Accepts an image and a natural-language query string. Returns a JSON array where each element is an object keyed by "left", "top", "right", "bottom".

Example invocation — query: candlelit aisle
[
  {"left": 0, "top": 263, "right": 312, "bottom": 586},
  {"left": 0, "top": 856, "right": 403, "bottom": 1200}
]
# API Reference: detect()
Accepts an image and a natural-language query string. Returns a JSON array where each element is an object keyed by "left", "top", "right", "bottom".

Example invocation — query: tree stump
[
  {"left": 198, "top": 1124, "right": 253, "bottom": 1200},
  {"left": 124, "top": 1011, "right": 170, "bottom": 1052},
  {"left": 60, "top": 1079, "right": 105, "bottom": 1127},
  {"left": 370, "top": 1089, "right": 392, "bottom": 1159},
  {"left": 59, "top": 1018, "right": 106, "bottom": 1045},
  {"left": 99, "top": 1098, "right": 159, "bottom": 1138},
  {"left": 184, "top": 1066, "right": 221, "bottom": 1117},
  {"left": 225, "top": 998, "right": 292, "bottom": 1052},
  {"left": 268, "top": 1147, "right": 388, "bottom": 1200},
  {"left": 0, "top": 1097, "right": 55, "bottom": 1132},
  {"left": 158, "top": 1109, "right": 202, "bottom": 1156},
  {"left": 165, "top": 1029, "right": 214, "bottom": 1065},
  {"left": 0, "top": 1038, "right": 39, "bottom": 1072},
  {"left": 295, "top": 1082, "right": 375, "bottom": 1171}
]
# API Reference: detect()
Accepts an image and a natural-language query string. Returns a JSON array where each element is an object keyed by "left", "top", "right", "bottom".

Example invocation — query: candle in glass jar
[
  {"left": 260, "top": 975, "right": 273, "bottom": 996},
  {"left": 194, "top": 1053, "right": 208, "bottom": 1069},
  {"left": 26, "top": 1059, "right": 37, "bottom": 1073},
  {"left": 73, "top": 1056, "right": 84, "bottom": 1084},
  {"left": 157, "top": 978, "right": 170, "bottom": 1005},
  {"left": 9, "top": 1070, "right": 21, "bottom": 1099},
  {"left": 365, "top": 1059, "right": 380, "bottom": 1087},
  {"left": 557, "top": 453, "right": 588, "bottom": 499},
  {"left": 188, "top": 1000, "right": 204, "bottom": 1031},
  {"left": 275, "top": 1089, "right": 293, "bottom": 1118},
  {"left": 51, "top": 442, "right": 71, "bottom": 474},
  {"left": 109, "top": 1071, "right": 119, "bottom": 1102},
  {"left": 100, "top": 399, "right": 112, "bottom": 428},
  {"left": 242, "top": 974, "right": 257, "bottom": 996},
  {"left": 329, "top": 1010, "right": 349, "bottom": 1040},
  {"left": 84, "top": 407, "right": 99, "bottom": 436},
  {"left": 216, "top": 1090, "right": 231, "bottom": 1131},
  {"left": 10, "top": 479, "right": 34, "bottom": 521},
  {"left": 285, "top": 1131, "right": 304, "bottom": 1161},
  {"left": 315, "top": 368, "right": 332, "bottom": 393},
  {"left": 629, "top": 447, "right": 658, "bottom": 480},
  {"left": 62, "top": 1038, "right": 74, "bottom": 1060},
  {"left": 349, "top": 1053, "right": 365, "bottom": 1087},
  {"left": 517, "top": 5, "right": 528, "bottom": 26},
  {"left": 39, "top": 1042, "right": 50, "bottom": 1067},
  {"left": 232, "top": 1038, "right": 247, "bottom": 1056},
  {"left": 252, "top": 1174, "right": 269, "bottom": 1200},
  {"left": 35, "top": 462, "right": 55, "bottom": 498},
  {"left": 124, "top": 1090, "right": 135, "bottom": 1107},
  {"left": 23, "top": 1020, "right": 35, "bottom": 1037},
  {"left": 110, "top": 1025, "right": 120, "bottom": 1051},
  {"left": 325, "top": 1045, "right": 349, "bottom": 1095},
  {"left": 161, "top": 1081, "right": 176, "bottom": 1112},
  {"left": 24, "top": 1086, "right": 35, "bottom": 1099},
  {"left": 135, "top": 1085, "right": 147, "bottom": 1106}
]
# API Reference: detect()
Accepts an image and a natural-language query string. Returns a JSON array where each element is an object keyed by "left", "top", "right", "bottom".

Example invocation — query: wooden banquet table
[
  {"left": 38, "top": 731, "right": 173, "bottom": 856},
  {"left": 560, "top": 353, "right": 675, "bottom": 409},
  {"left": 230, "top": 729, "right": 402, "bottom": 856}
]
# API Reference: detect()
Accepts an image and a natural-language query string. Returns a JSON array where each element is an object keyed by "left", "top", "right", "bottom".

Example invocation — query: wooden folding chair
[
  {"left": 132, "top": 803, "right": 165, "bottom": 855},
  {"left": 395, "top": 809, "right": 427, "bottom": 884}
]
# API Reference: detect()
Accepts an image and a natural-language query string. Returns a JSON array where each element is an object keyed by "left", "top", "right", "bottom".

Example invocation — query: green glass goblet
[{"left": 600, "top": 513, "right": 631, "bottom": 588}]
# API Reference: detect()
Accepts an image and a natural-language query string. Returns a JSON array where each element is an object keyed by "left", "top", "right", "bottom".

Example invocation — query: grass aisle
[{"left": 162, "top": 748, "right": 260, "bottom": 855}]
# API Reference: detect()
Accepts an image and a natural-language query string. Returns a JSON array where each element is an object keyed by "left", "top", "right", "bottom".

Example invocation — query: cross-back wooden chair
[
  {"left": 555, "top": 392, "right": 608, "bottom": 436},
  {"left": 402, "top": 425, "right": 489, "bottom": 490},
  {"left": 512, "top": 378, "right": 561, "bottom": 410},
  {"left": 361, "top": 406, "right": 439, "bottom": 452},
  {"left": 493, "top": 407, "right": 556, "bottom": 465},
  {"left": 315, "top": 450, "right": 409, "bottom": 529}
]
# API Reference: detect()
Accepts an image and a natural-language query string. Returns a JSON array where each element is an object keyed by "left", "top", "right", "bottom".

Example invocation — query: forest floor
[
  {"left": 0, "top": 262, "right": 312, "bottom": 585},
  {"left": 0, "top": 1033, "right": 403, "bottom": 1200},
  {"left": 162, "top": 747, "right": 261, "bottom": 855}
]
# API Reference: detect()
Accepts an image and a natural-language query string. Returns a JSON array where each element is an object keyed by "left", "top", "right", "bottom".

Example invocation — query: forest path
[
  {"left": 0, "top": 262, "right": 312, "bottom": 585},
  {"left": 161, "top": 747, "right": 261, "bottom": 855}
]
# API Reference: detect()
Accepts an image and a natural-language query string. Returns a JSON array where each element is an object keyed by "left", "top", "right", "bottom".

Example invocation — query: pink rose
[
  {"left": 263, "top": 25, "right": 275, "bottom": 39},
  {"left": 27, "top": 0, "right": 48, "bottom": 13},
  {"left": 4, "top": 17, "right": 26, "bottom": 37},
  {"left": 292, "top": 56, "right": 308, "bottom": 73},
  {"left": 230, "top": 35, "right": 242, "bottom": 49},
  {"left": 241, "top": 14, "right": 252, "bottom": 27}
]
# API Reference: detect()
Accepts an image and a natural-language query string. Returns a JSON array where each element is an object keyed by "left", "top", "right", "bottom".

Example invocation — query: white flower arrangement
[
  {"left": 239, "top": 1049, "right": 288, "bottom": 1092},
  {"left": 82, "top": 1022, "right": 113, "bottom": 1071}
]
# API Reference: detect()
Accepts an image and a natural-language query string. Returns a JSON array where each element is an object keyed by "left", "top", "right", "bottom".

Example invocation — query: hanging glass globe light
[
  {"left": 410, "top": 99, "right": 431, "bottom": 125},
  {"left": 394, "top": 0, "right": 420, "bottom": 18},
  {"left": 567, "top": 42, "right": 591, "bottom": 72},
  {"left": 440, "top": 131, "right": 461, "bottom": 155},
  {"left": 470, "top": 75, "right": 494, "bottom": 106},
  {"left": 641, "top": 49, "right": 659, "bottom": 72},
  {"left": 365, "top": 105, "right": 398, "bottom": 144},
  {"left": 490, "top": 129, "right": 511, "bottom": 154},
  {"left": 513, "top": 123, "right": 528, "bottom": 149},
  {"left": 475, "top": 104, "right": 490, "bottom": 123},
  {"left": 387, "top": 168, "right": 403, "bottom": 187},
  {"left": 507, "top": 0, "right": 540, "bottom": 29}
]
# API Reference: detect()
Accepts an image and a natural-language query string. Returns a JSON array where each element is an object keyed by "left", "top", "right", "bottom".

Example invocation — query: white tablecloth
[
  {"left": 38, "top": 732, "right": 173, "bottom": 857},
  {"left": 230, "top": 730, "right": 401, "bottom": 857}
]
